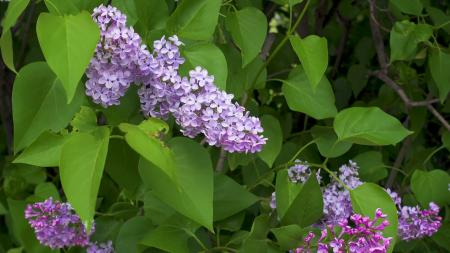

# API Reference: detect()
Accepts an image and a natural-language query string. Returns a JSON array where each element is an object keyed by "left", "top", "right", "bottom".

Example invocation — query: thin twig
[
  {"left": 386, "top": 120, "right": 411, "bottom": 188},
  {"left": 427, "top": 103, "right": 450, "bottom": 131},
  {"left": 368, "top": 0, "right": 389, "bottom": 71},
  {"left": 215, "top": 148, "right": 227, "bottom": 172}
]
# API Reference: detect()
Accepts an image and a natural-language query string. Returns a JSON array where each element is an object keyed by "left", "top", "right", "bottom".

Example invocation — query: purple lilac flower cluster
[
  {"left": 293, "top": 209, "right": 392, "bottom": 253},
  {"left": 386, "top": 189, "right": 442, "bottom": 241},
  {"left": 87, "top": 241, "right": 115, "bottom": 253},
  {"left": 322, "top": 161, "right": 362, "bottom": 225},
  {"left": 86, "top": 5, "right": 152, "bottom": 107},
  {"left": 86, "top": 5, "right": 266, "bottom": 153},
  {"left": 24, "top": 198, "right": 92, "bottom": 249},
  {"left": 25, "top": 198, "right": 115, "bottom": 252},
  {"left": 287, "top": 160, "right": 314, "bottom": 183}
]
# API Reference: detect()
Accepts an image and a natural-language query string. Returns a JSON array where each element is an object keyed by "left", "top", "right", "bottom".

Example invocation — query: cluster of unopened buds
[
  {"left": 85, "top": 5, "right": 266, "bottom": 153},
  {"left": 25, "top": 198, "right": 114, "bottom": 252},
  {"left": 293, "top": 209, "right": 392, "bottom": 253}
]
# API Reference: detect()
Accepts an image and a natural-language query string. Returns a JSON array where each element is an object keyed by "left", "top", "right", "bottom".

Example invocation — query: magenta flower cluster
[
  {"left": 86, "top": 5, "right": 266, "bottom": 153},
  {"left": 25, "top": 198, "right": 114, "bottom": 252},
  {"left": 24, "top": 198, "right": 92, "bottom": 249},
  {"left": 293, "top": 209, "right": 392, "bottom": 253}
]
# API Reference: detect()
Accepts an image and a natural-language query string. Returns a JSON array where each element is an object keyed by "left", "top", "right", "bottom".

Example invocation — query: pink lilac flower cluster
[
  {"left": 25, "top": 198, "right": 115, "bottom": 252},
  {"left": 86, "top": 5, "right": 151, "bottom": 107},
  {"left": 87, "top": 241, "right": 115, "bottom": 253},
  {"left": 293, "top": 209, "right": 392, "bottom": 253},
  {"left": 386, "top": 189, "right": 442, "bottom": 241},
  {"left": 322, "top": 161, "right": 362, "bottom": 225},
  {"left": 24, "top": 198, "right": 92, "bottom": 249},
  {"left": 86, "top": 5, "right": 266, "bottom": 153}
]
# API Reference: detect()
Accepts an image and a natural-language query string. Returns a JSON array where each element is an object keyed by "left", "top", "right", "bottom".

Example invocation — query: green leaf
[
  {"left": 36, "top": 11, "right": 100, "bottom": 102},
  {"left": 240, "top": 215, "right": 270, "bottom": 252},
  {"left": 0, "top": 202, "right": 7, "bottom": 215},
  {"left": 411, "top": 169, "right": 450, "bottom": 207},
  {"left": 139, "top": 137, "right": 214, "bottom": 230},
  {"left": 390, "top": 21, "right": 432, "bottom": 62},
  {"left": 0, "top": 30, "right": 16, "bottom": 73},
  {"left": 390, "top": 0, "right": 422, "bottom": 16},
  {"left": 12, "top": 62, "right": 83, "bottom": 152},
  {"left": 271, "top": 225, "right": 303, "bottom": 250},
  {"left": 350, "top": 183, "right": 398, "bottom": 252},
  {"left": 1, "top": 0, "right": 30, "bottom": 33},
  {"left": 182, "top": 43, "right": 228, "bottom": 90},
  {"left": 119, "top": 122, "right": 176, "bottom": 180},
  {"left": 333, "top": 107, "right": 412, "bottom": 145},
  {"left": 105, "top": 139, "right": 141, "bottom": 196},
  {"left": 443, "top": 131, "right": 450, "bottom": 151},
  {"left": 282, "top": 66, "right": 337, "bottom": 119},
  {"left": 60, "top": 127, "right": 110, "bottom": 229},
  {"left": 276, "top": 170, "right": 323, "bottom": 227},
  {"left": 428, "top": 49, "right": 450, "bottom": 102},
  {"left": 290, "top": 35, "right": 328, "bottom": 89},
  {"left": 311, "top": 126, "right": 352, "bottom": 158},
  {"left": 213, "top": 174, "right": 259, "bottom": 221},
  {"left": 167, "top": 0, "right": 221, "bottom": 40},
  {"left": 71, "top": 106, "right": 97, "bottom": 132},
  {"left": 347, "top": 64, "right": 368, "bottom": 97},
  {"left": 258, "top": 115, "right": 282, "bottom": 167},
  {"left": 115, "top": 216, "right": 153, "bottom": 253},
  {"left": 432, "top": 222, "right": 450, "bottom": 251},
  {"left": 6, "top": 199, "right": 53, "bottom": 253},
  {"left": 44, "top": 0, "right": 79, "bottom": 15},
  {"left": 34, "top": 182, "right": 61, "bottom": 202},
  {"left": 353, "top": 151, "right": 387, "bottom": 182},
  {"left": 226, "top": 7, "right": 268, "bottom": 66},
  {"left": 133, "top": 0, "right": 169, "bottom": 33},
  {"left": 111, "top": 0, "right": 138, "bottom": 26},
  {"left": 13, "top": 132, "right": 66, "bottom": 167}
]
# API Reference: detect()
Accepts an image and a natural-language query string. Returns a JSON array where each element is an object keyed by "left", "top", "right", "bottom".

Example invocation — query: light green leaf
[
  {"left": 36, "top": 11, "right": 99, "bottom": 102},
  {"left": 34, "top": 182, "right": 61, "bottom": 201},
  {"left": 282, "top": 66, "right": 337, "bottom": 119},
  {"left": 13, "top": 132, "right": 66, "bottom": 167},
  {"left": 44, "top": 0, "right": 79, "bottom": 15},
  {"left": 353, "top": 151, "right": 387, "bottom": 182},
  {"left": 390, "top": 0, "right": 422, "bottom": 16},
  {"left": 258, "top": 115, "right": 282, "bottom": 167},
  {"left": 167, "top": 0, "right": 221, "bottom": 40},
  {"left": 12, "top": 62, "right": 83, "bottom": 152},
  {"left": 428, "top": 49, "right": 450, "bottom": 102},
  {"left": 1, "top": 0, "right": 30, "bottom": 33},
  {"left": 139, "top": 137, "right": 214, "bottom": 230},
  {"left": 333, "top": 107, "right": 412, "bottom": 145},
  {"left": 60, "top": 127, "right": 110, "bottom": 229},
  {"left": 115, "top": 216, "right": 153, "bottom": 253},
  {"left": 182, "top": 43, "right": 228, "bottom": 90},
  {"left": 111, "top": 0, "right": 138, "bottom": 25},
  {"left": 213, "top": 174, "right": 259, "bottom": 221},
  {"left": 119, "top": 122, "right": 176, "bottom": 180},
  {"left": 311, "top": 126, "right": 352, "bottom": 158},
  {"left": 290, "top": 35, "right": 328, "bottom": 89},
  {"left": 226, "top": 7, "right": 268, "bottom": 66},
  {"left": 0, "top": 30, "right": 16, "bottom": 73},
  {"left": 411, "top": 169, "right": 450, "bottom": 207},
  {"left": 276, "top": 170, "right": 323, "bottom": 227},
  {"left": 133, "top": 0, "right": 169, "bottom": 33},
  {"left": 390, "top": 21, "right": 432, "bottom": 62},
  {"left": 71, "top": 106, "right": 97, "bottom": 132},
  {"left": 350, "top": 183, "right": 398, "bottom": 252}
]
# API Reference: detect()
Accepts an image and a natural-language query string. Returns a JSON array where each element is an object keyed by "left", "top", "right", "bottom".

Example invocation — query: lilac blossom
[
  {"left": 293, "top": 209, "right": 392, "bottom": 253},
  {"left": 86, "top": 5, "right": 150, "bottom": 107},
  {"left": 87, "top": 241, "right": 115, "bottom": 253},
  {"left": 24, "top": 198, "right": 92, "bottom": 249}
]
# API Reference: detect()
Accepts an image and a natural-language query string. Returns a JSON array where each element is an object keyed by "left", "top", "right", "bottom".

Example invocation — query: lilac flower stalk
[
  {"left": 293, "top": 209, "right": 392, "bottom": 253},
  {"left": 25, "top": 198, "right": 92, "bottom": 249},
  {"left": 86, "top": 5, "right": 151, "bottom": 107}
]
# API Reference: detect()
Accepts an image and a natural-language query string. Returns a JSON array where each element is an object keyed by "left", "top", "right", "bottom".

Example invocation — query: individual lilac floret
[
  {"left": 138, "top": 35, "right": 185, "bottom": 119},
  {"left": 172, "top": 67, "right": 266, "bottom": 153},
  {"left": 398, "top": 202, "right": 442, "bottom": 241},
  {"left": 270, "top": 192, "right": 277, "bottom": 210},
  {"left": 87, "top": 241, "right": 115, "bottom": 253},
  {"left": 293, "top": 209, "right": 392, "bottom": 253},
  {"left": 322, "top": 161, "right": 362, "bottom": 225},
  {"left": 24, "top": 198, "right": 92, "bottom": 249},
  {"left": 86, "top": 5, "right": 150, "bottom": 107}
]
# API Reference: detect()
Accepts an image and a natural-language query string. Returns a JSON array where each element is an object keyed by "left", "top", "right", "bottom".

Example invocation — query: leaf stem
[{"left": 250, "top": 0, "right": 311, "bottom": 88}]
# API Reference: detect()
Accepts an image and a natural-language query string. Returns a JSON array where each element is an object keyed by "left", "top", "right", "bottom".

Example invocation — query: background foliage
[{"left": 1, "top": 0, "right": 450, "bottom": 252}]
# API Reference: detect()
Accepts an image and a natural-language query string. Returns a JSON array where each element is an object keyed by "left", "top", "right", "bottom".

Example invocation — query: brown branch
[
  {"left": 368, "top": 0, "right": 389, "bottom": 71},
  {"left": 427, "top": 103, "right": 450, "bottom": 132},
  {"left": 386, "top": 126, "right": 411, "bottom": 188},
  {"left": 215, "top": 148, "right": 227, "bottom": 172}
]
